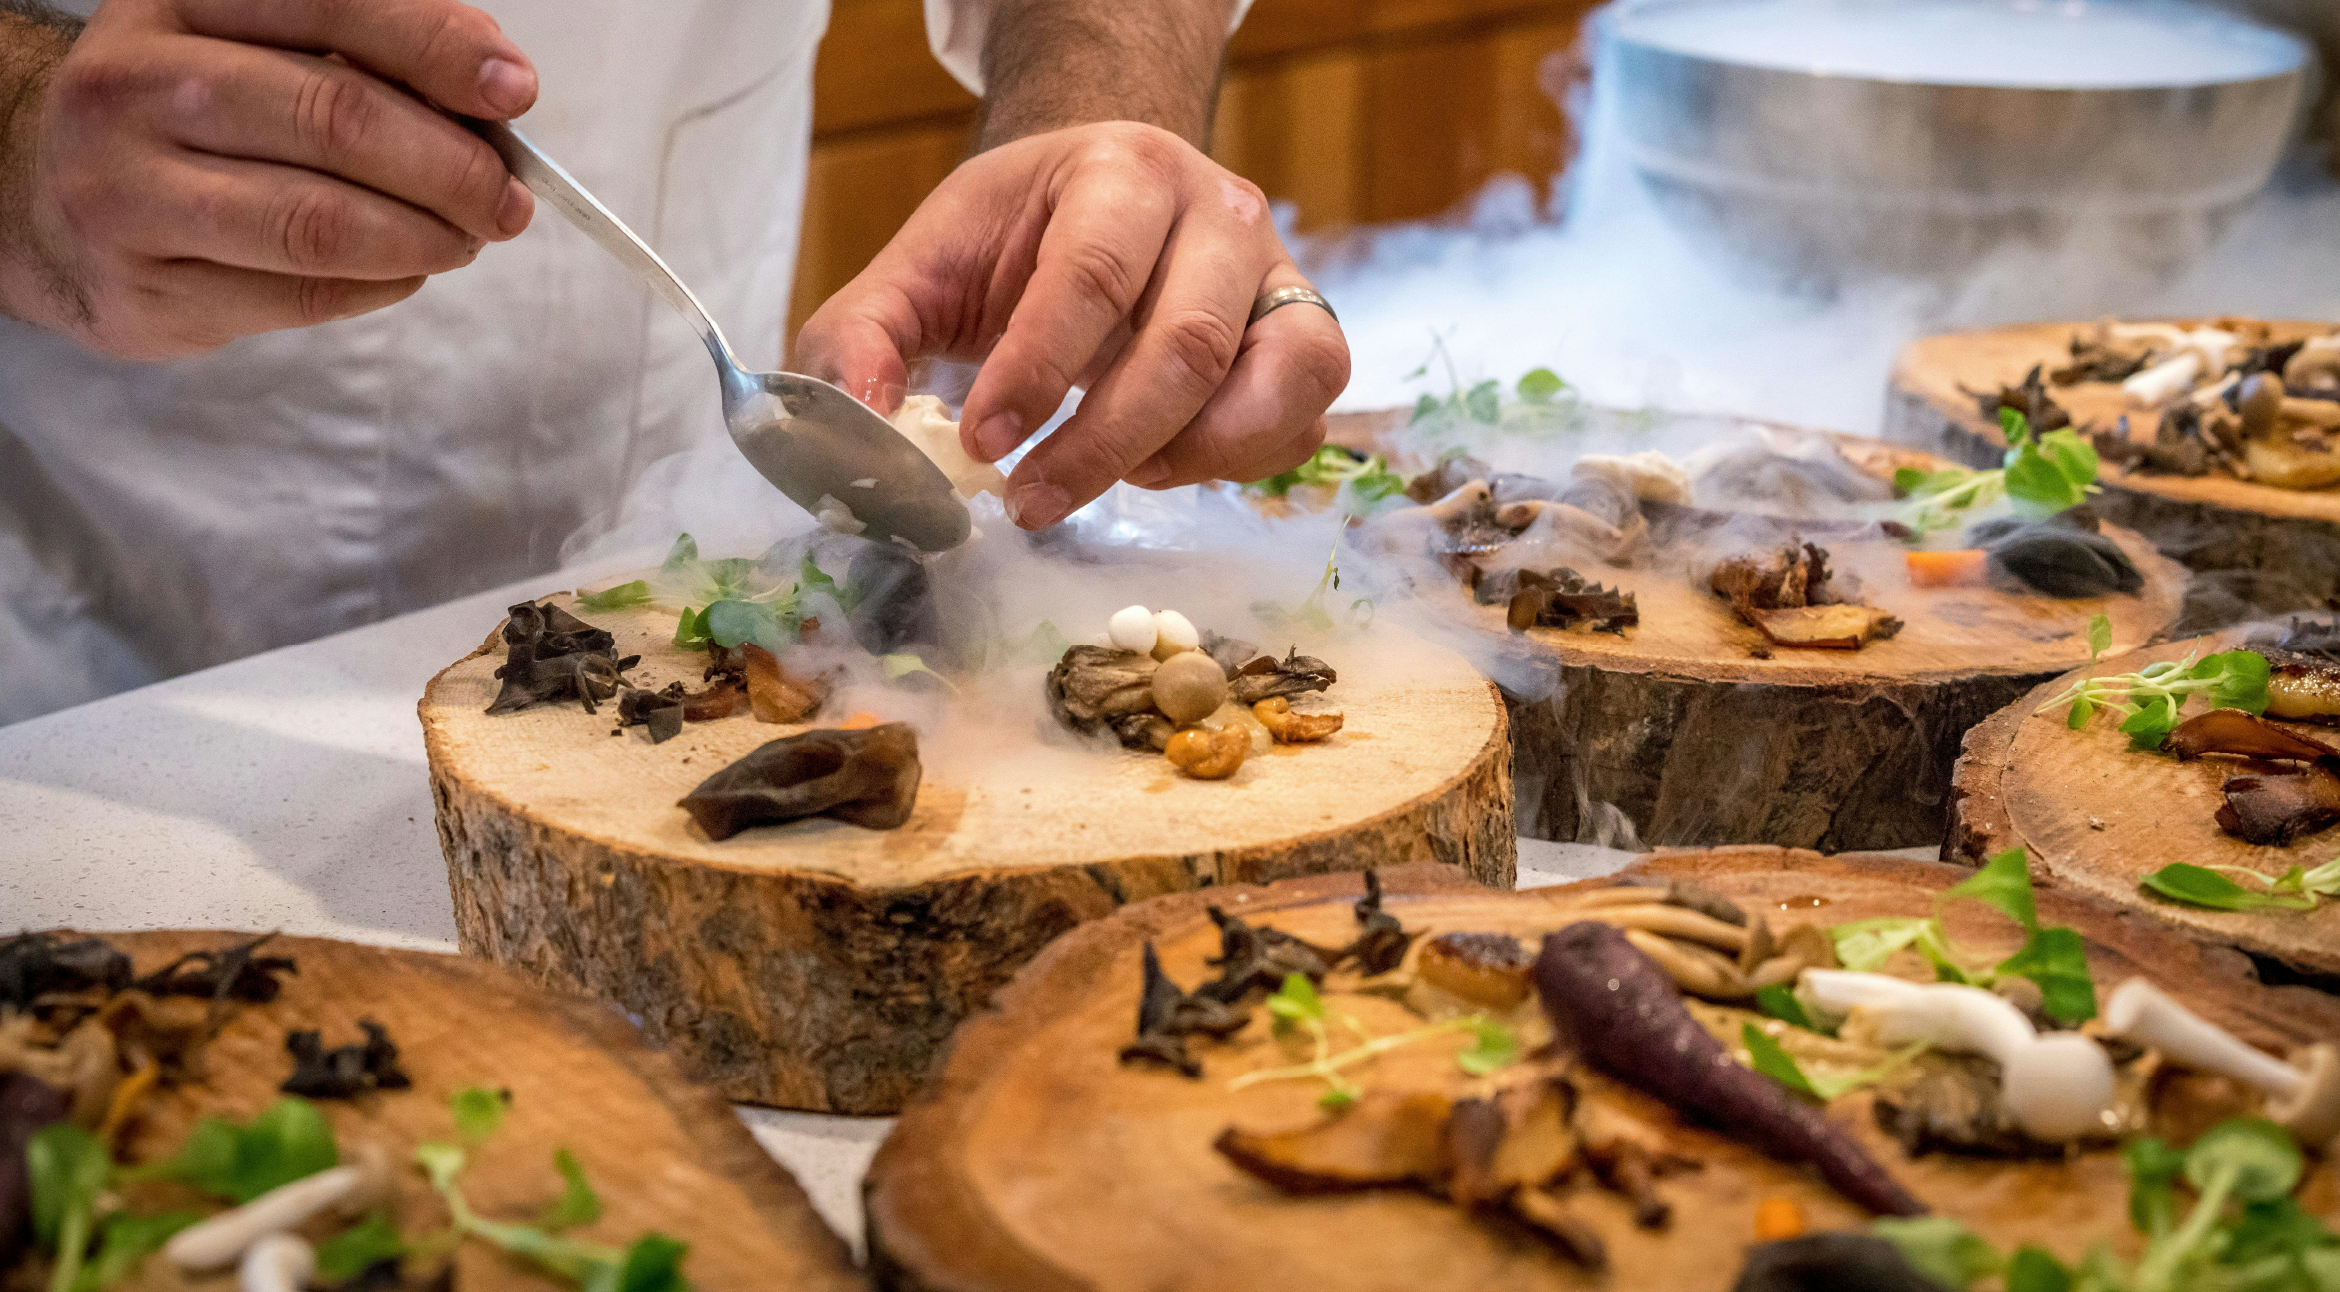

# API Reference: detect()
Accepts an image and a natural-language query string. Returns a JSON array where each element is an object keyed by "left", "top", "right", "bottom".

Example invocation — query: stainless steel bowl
[{"left": 1605, "top": 0, "right": 2313, "bottom": 286}]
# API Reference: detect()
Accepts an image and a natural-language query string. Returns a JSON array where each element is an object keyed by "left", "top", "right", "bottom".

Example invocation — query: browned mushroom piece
[
  {"left": 1165, "top": 727, "right": 1247, "bottom": 779},
  {"left": 678, "top": 723, "right": 921, "bottom": 837},
  {"left": 739, "top": 643, "right": 828, "bottom": 723},
  {"left": 1227, "top": 648, "right": 1337, "bottom": 706},
  {"left": 1214, "top": 1090, "right": 1456, "bottom": 1193},
  {"left": 1444, "top": 1077, "right": 1581, "bottom": 1208},
  {"left": 1047, "top": 646, "right": 1162, "bottom": 749},
  {"left": 1252, "top": 697, "right": 1344, "bottom": 743}
]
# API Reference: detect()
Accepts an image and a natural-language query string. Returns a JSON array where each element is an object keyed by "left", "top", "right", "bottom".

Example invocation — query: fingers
[
  {"left": 168, "top": 0, "right": 537, "bottom": 118},
  {"left": 1125, "top": 268, "right": 1349, "bottom": 490},
  {"left": 110, "top": 260, "right": 424, "bottom": 358},
  {"left": 791, "top": 278, "right": 922, "bottom": 418},
  {"left": 156, "top": 39, "right": 526, "bottom": 243},
  {"left": 956, "top": 148, "right": 1178, "bottom": 464},
  {"left": 143, "top": 151, "right": 481, "bottom": 279}
]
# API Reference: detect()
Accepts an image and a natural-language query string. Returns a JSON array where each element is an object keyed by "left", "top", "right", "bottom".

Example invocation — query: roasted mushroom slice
[
  {"left": 679, "top": 723, "right": 921, "bottom": 837},
  {"left": 1417, "top": 932, "right": 1534, "bottom": 1011},
  {"left": 1214, "top": 1090, "right": 1455, "bottom": 1193},
  {"left": 1227, "top": 648, "right": 1337, "bottom": 706},
  {"left": 1047, "top": 646, "right": 1161, "bottom": 748}
]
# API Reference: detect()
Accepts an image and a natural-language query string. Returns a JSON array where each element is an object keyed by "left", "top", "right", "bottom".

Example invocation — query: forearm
[
  {"left": 0, "top": 3, "right": 80, "bottom": 324},
  {"left": 975, "top": 0, "right": 1236, "bottom": 151}
]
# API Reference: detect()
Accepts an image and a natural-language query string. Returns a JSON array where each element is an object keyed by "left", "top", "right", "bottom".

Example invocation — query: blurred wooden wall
[{"left": 790, "top": 0, "right": 1602, "bottom": 346}]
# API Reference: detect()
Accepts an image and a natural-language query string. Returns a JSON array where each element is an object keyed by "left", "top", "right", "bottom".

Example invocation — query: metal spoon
[{"left": 468, "top": 119, "right": 971, "bottom": 553}]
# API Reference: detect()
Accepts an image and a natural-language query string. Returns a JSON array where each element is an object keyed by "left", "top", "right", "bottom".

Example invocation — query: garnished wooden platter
[
  {"left": 866, "top": 852, "right": 2340, "bottom": 1292},
  {"left": 421, "top": 595, "right": 1512, "bottom": 1114},
  {"left": 1886, "top": 319, "right": 2340, "bottom": 628},
  {"left": 1326, "top": 411, "right": 2187, "bottom": 852},
  {"left": 16, "top": 931, "right": 861, "bottom": 1290},
  {"left": 1948, "top": 630, "right": 2340, "bottom": 978}
]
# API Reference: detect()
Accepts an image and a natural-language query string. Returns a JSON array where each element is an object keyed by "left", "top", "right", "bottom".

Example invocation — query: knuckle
[
  {"left": 1057, "top": 241, "right": 1143, "bottom": 316},
  {"left": 293, "top": 67, "right": 379, "bottom": 162},
  {"left": 1090, "top": 122, "right": 1187, "bottom": 180},
  {"left": 274, "top": 188, "right": 354, "bottom": 271},
  {"left": 293, "top": 275, "right": 355, "bottom": 325},
  {"left": 49, "top": 53, "right": 150, "bottom": 120},
  {"left": 1283, "top": 324, "right": 1351, "bottom": 407},
  {"left": 447, "top": 139, "right": 507, "bottom": 215},
  {"left": 1154, "top": 308, "right": 1243, "bottom": 393}
]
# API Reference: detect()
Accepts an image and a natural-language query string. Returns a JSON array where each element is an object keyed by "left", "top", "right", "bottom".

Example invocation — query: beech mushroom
[
  {"left": 238, "top": 1233, "right": 315, "bottom": 1292},
  {"left": 1151, "top": 610, "right": 1200, "bottom": 660},
  {"left": 1165, "top": 727, "right": 1246, "bottom": 779},
  {"left": 2119, "top": 325, "right": 2237, "bottom": 407},
  {"left": 167, "top": 1144, "right": 390, "bottom": 1271},
  {"left": 1251, "top": 696, "right": 1342, "bottom": 743},
  {"left": 1107, "top": 605, "right": 1158, "bottom": 654},
  {"left": 2102, "top": 978, "right": 2340, "bottom": 1147},
  {"left": 1151, "top": 651, "right": 1229, "bottom": 726},
  {"left": 1800, "top": 971, "right": 2115, "bottom": 1141},
  {"left": 2283, "top": 334, "right": 2340, "bottom": 393}
]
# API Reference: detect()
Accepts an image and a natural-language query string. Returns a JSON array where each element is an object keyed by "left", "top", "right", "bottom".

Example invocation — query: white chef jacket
[{"left": 0, "top": 0, "right": 1126, "bottom": 726}]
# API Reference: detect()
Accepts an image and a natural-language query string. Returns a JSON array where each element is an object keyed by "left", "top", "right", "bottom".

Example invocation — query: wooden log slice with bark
[
  {"left": 420, "top": 596, "right": 1512, "bottom": 1114},
  {"left": 1326, "top": 412, "right": 2187, "bottom": 852},
  {"left": 64, "top": 931, "right": 861, "bottom": 1291},
  {"left": 1885, "top": 320, "right": 2340, "bottom": 630},
  {"left": 866, "top": 853, "right": 2340, "bottom": 1292},
  {"left": 1947, "top": 630, "right": 2340, "bottom": 979}
]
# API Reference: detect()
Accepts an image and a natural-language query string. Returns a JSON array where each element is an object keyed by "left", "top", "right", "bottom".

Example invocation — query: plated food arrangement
[
  {"left": 1888, "top": 317, "right": 2340, "bottom": 626},
  {"left": 0, "top": 930, "right": 860, "bottom": 1291},
  {"left": 420, "top": 531, "right": 1510, "bottom": 1113},
  {"left": 1951, "top": 616, "right": 2340, "bottom": 979},
  {"left": 1305, "top": 400, "right": 2184, "bottom": 852},
  {"left": 869, "top": 854, "right": 2340, "bottom": 1292}
]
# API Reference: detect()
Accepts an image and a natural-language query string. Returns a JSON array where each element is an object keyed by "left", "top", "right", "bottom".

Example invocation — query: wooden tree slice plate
[
  {"left": 1947, "top": 630, "right": 2340, "bottom": 977},
  {"left": 1325, "top": 412, "right": 2186, "bottom": 852},
  {"left": 421, "top": 596, "right": 1512, "bottom": 1114},
  {"left": 1885, "top": 319, "right": 2340, "bottom": 627},
  {"left": 866, "top": 852, "right": 2340, "bottom": 1292},
  {"left": 74, "top": 931, "right": 860, "bottom": 1291}
]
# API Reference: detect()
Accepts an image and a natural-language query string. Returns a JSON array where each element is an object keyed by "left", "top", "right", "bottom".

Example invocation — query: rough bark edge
[
  {"left": 864, "top": 851, "right": 2340, "bottom": 1292},
  {"left": 1944, "top": 634, "right": 2340, "bottom": 978},
  {"left": 87, "top": 931, "right": 865, "bottom": 1290},
  {"left": 425, "top": 689, "right": 1513, "bottom": 1115}
]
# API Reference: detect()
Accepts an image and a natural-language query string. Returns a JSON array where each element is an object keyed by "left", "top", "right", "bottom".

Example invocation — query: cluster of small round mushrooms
[{"left": 1096, "top": 604, "right": 1341, "bottom": 780}]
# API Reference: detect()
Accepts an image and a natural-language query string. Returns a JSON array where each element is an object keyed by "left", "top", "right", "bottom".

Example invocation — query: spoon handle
[{"left": 465, "top": 117, "right": 739, "bottom": 371}]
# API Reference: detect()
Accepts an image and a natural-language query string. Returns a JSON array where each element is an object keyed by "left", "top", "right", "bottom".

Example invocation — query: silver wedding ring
[{"left": 1249, "top": 285, "right": 1338, "bottom": 326}]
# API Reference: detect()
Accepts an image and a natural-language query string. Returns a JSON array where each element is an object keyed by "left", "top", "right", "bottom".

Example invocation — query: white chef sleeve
[{"left": 924, "top": 0, "right": 1257, "bottom": 97}]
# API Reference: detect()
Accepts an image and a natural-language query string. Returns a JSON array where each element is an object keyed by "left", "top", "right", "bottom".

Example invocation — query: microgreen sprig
[
  {"left": 1895, "top": 408, "right": 2100, "bottom": 539},
  {"left": 1247, "top": 446, "right": 1408, "bottom": 508},
  {"left": 1828, "top": 848, "right": 2097, "bottom": 1024},
  {"left": 2036, "top": 645, "right": 2271, "bottom": 751},
  {"left": 1227, "top": 974, "right": 1518, "bottom": 1110}
]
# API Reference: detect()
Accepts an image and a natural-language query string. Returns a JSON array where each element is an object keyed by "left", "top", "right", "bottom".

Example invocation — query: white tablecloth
[{"left": 0, "top": 574, "right": 1636, "bottom": 1252}]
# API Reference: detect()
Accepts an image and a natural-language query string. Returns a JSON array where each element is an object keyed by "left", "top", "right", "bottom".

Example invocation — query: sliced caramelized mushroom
[
  {"left": 1252, "top": 696, "right": 1344, "bottom": 743},
  {"left": 1214, "top": 1090, "right": 1455, "bottom": 1192},
  {"left": 739, "top": 643, "right": 828, "bottom": 723},
  {"left": 1445, "top": 1078, "right": 1580, "bottom": 1207},
  {"left": 1505, "top": 1187, "right": 1608, "bottom": 1269},
  {"left": 1417, "top": 932, "right": 1535, "bottom": 1011},
  {"left": 2167, "top": 709, "right": 2340, "bottom": 762},
  {"left": 2216, "top": 768, "right": 2340, "bottom": 846}
]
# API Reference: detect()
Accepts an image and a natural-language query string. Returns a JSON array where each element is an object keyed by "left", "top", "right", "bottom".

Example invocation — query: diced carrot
[
  {"left": 1754, "top": 1195, "right": 1807, "bottom": 1242},
  {"left": 837, "top": 711, "right": 882, "bottom": 730},
  {"left": 1905, "top": 548, "right": 1989, "bottom": 588}
]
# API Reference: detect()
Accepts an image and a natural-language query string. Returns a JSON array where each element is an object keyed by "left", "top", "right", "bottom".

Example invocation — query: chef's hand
[
  {"left": 0, "top": 0, "right": 537, "bottom": 360},
  {"left": 794, "top": 122, "right": 1349, "bottom": 530}
]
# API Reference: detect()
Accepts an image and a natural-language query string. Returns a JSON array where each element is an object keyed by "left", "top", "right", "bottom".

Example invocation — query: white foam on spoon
[{"left": 1613, "top": 0, "right": 2306, "bottom": 88}]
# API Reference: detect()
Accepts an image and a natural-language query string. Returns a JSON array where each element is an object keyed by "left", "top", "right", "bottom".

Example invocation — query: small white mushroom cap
[
  {"left": 239, "top": 1234, "right": 315, "bottom": 1292},
  {"left": 1107, "top": 605, "right": 1158, "bottom": 654},
  {"left": 1151, "top": 609, "right": 1200, "bottom": 659},
  {"left": 2000, "top": 1034, "right": 2120, "bottom": 1141}
]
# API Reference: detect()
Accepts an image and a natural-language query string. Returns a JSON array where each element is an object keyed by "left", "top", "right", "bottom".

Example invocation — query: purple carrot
[{"left": 1534, "top": 921, "right": 1926, "bottom": 1217}]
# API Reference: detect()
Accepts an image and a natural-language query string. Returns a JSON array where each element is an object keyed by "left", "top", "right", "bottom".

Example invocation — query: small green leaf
[
  {"left": 73, "top": 1211, "right": 200, "bottom": 1292},
  {"left": 2005, "top": 443, "right": 2085, "bottom": 514},
  {"left": 28, "top": 1122, "right": 109, "bottom": 1247},
  {"left": 1463, "top": 379, "right": 1501, "bottom": 424},
  {"left": 1943, "top": 847, "right": 2038, "bottom": 932},
  {"left": 1993, "top": 927, "right": 2097, "bottom": 1025},
  {"left": 2036, "top": 428, "right": 2100, "bottom": 493},
  {"left": 2087, "top": 613, "right": 2112, "bottom": 662},
  {"left": 798, "top": 554, "right": 856, "bottom": 612},
  {"left": 415, "top": 1142, "right": 466, "bottom": 1192},
  {"left": 2067, "top": 693, "right": 2096, "bottom": 730},
  {"left": 577, "top": 580, "right": 652, "bottom": 613},
  {"left": 2186, "top": 1118, "right": 2303, "bottom": 1205},
  {"left": 1754, "top": 982, "right": 1819, "bottom": 1033},
  {"left": 608, "top": 1234, "right": 690, "bottom": 1292},
  {"left": 2142, "top": 863, "right": 2318, "bottom": 913},
  {"left": 315, "top": 1212, "right": 407, "bottom": 1282},
  {"left": 1264, "top": 973, "right": 1325, "bottom": 1023},
  {"left": 671, "top": 606, "right": 705, "bottom": 650},
  {"left": 1410, "top": 393, "right": 1441, "bottom": 425},
  {"left": 1874, "top": 1215, "right": 2005, "bottom": 1291},
  {"left": 703, "top": 599, "right": 793, "bottom": 654},
  {"left": 1516, "top": 367, "right": 1566, "bottom": 403},
  {"left": 1014, "top": 621, "right": 1072, "bottom": 667},
  {"left": 1892, "top": 466, "right": 1930, "bottom": 494},
  {"left": 1999, "top": 406, "right": 2034, "bottom": 448},
  {"left": 537, "top": 1149, "right": 603, "bottom": 1233},
  {"left": 1740, "top": 1022, "right": 1820, "bottom": 1099},
  {"left": 1456, "top": 1019, "right": 1518, "bottom": 1076},
  {"left": 2125, "top": 1136, "right": 2188, "bottom": 1236},
  {"left": 2203, "top": 649, "right": 2273, "bottom": 715},
  {"left": 1316, "top": 1087, "right": 1357, "bottom": 1112},
  {"left": 660, "top": 533, "right": 700, "bottom": 574},
  {"left": 451, "top": 1086, "right": 510, "bottom": 1146},
  {"left": 2003, "top": 1245, "right": 2074, "bottom": 1292},
  {"left": 138, "top": 1099, "right": 337, "bottom": 1204},
  {"left": 2222, "top": 1196, "right": 2340, "bottom": 1265},
  {"left": 880, "top": 652, "right": 958, "bottom": 694},
  {"left": 2120, "top": 694, "right": 2181, "bottom": 751},
  {"left": 1831, "top": 917, "right": 1931, "bottom": 974}
]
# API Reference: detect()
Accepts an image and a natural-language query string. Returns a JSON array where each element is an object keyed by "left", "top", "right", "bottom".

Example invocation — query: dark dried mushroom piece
[
  {"left": 0, "top": 932, "right": 132, "bottom": 1010},
  {"left": 1118, "top": 943, "right": 1253, "bottom": 1077},
  {"left": 1341, "top": 870, "right": 1416, "bottom": 975},
  {"left": 1227, "top": 647, "right": 1337, "bottom": 706},
  {"left": 1712, "top": 543, "right": 1901, "bottom": 650},
  {"left": 1966, "top": 514, "right": 2142, "bottom": 599},
  {"left": 617, "top": 687, "right": 685, "bottom": 744},
  {"left": 1505, "top": 567, "right": 1637, "bottom": 635},
  {"left": 1111, "top": 712, "right": 1175, "bottom": 753},
  {"left": 1047, "top": 646, "right": 1161, "bottom": 749},
  {"left": 486, "top": 601, "right": 636, "bottom": 716},
  {"left": 1196, "top": 908, "right": 1335, "bottom": 1003},
  {"left": 1664, "top": 879, "right": 1746, "bottom": 928},
  {"left": 679, "top": 723, "right": 922, "bottom": 838},
  {"left": 1198, "top": 629, "right": 1260, "bottom": 675},
  {"left": 282, "top": 1020, "right": 413, "bottom": 1099},
  {"left": 132, "top": 933, "right": 297, "bottom": 1004},
  {"left": 2217, "top": 768, "right": 2340, "bottom": 846},
  {"left": 1731, "top": 1234, "right": 1948, "bottom": 1292},
  {"left": 1961, "top": 363, "right": 2070, "bottom": 433},
  {"left": 1872, "top": 1053, "right": 2065, "bottom": 1159}
]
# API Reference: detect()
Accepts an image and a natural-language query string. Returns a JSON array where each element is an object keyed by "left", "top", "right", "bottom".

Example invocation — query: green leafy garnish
[
  {"left": 1754, "top": 982, "right": 1822, "bottom": 1033},
  {"left": 451, "top": 1085, "right": 511, "bottom": 1145},
  {"left": 134, "top": 1097, "right": 338, "bottom": 1204},
  {"left": 539, "top": 1148, "right": 604, "bottom": 1232},
  {"left": 1455, "top": 1019, "right": 1519, "bottom": 1077},
  {"left": 1896, "top": 409, "right": 2099, "bottom": 538},
  {"left": 1246, "top": 446, "right": 1407, "bottom": 508},
  {"left": 1403, "top": 336, "right": 1585, "bottom": 441},
  {"left": 1874, "top": 1215, "right": 2005, "bottom": 1290},
  {"left": 1462, "top": 379, "right": 1501, "bottom": 424},
  {"left": 1236, "top": 972, "right": 1508, "bottom": 1105},
  {"left": 30, "top": 1123, "right": 112, "bottom": 1292},
  {"left": 1828, "top": 849, "right": 2096, "bottom": 1023},
  {"left": 316, "top": 1212, "right": 409, "bottom": 1282},
  {"left": 796, "top": 553, "right": 856, "bottom": 613},
  {"left": 577, "top": 580, "right": 652, "bottom": 613},
  {"left": 2004, "top": 1246, "right": 2075, "bottom": 1292},
  {"left": 2039, "top": 647, "right": 2271, "bottom": 750},
  {"left": 2088, "top": 612, "right": 2113, "bottom": 663},
  {"left": 1740, "top": 1023, "right": 1923, "bottom": 1101},
  {"left": 73, "top": 1212, "right": 200, "bottom": 1292},
  {"left": 879, "top": 653, "right": 960, "bottom": 694},
  {"left": 702, "top": 598, "right": 796, "bottom": 654},
  {"left": 1253, "top": 541, "right": 1369, "bottom": 634},
  {"left": 2140, "top": 863, "right": 2319, "bottom": 913},
  {"left": 1516, "top": 367, "right": 1567, "bottom": 403}
]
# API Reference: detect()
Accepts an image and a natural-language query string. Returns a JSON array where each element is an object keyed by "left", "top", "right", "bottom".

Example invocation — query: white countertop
[{"left": 0, "top": 574, "right": 1637, "bottom": 1255}]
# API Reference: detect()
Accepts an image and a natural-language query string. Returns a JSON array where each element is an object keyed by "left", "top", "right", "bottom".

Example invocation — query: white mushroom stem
[
  {"left": 238, "top": 1234, "right": 315, "bottom": 1292},
  {"left": 2103, "top": 979, "right": 2340, "bottom": 1145},
  {"left": 166, "top": 1145, "right": 391, "bottom": 1272},
  {"left": 1800, "top": 970, "right": 2114, "bottom": 1141},
  {"left": 2125, "top": 352, "right": 2206, "bottom": 407},
  {"left": 2190, "top": 371, "right": 2241, "bottom": 408}
]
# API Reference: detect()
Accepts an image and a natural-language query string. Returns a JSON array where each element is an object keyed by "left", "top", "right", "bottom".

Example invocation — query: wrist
[
  {"left": 0, "top": 8, "right": 78, "bottom": 329},
  {"left": 974, "top": 0, "right": 1234, "bottom": 152}
]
